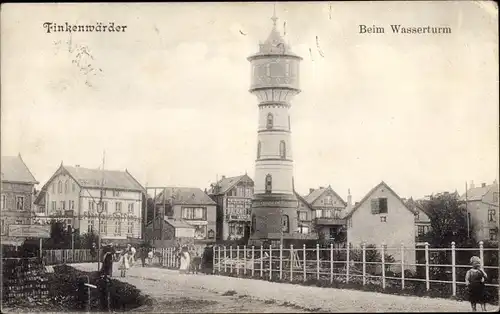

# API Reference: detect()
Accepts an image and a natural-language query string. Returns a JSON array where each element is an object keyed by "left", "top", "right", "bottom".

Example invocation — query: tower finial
[{"left": 271, "top": 3, "right": 278, "bottom": 27}]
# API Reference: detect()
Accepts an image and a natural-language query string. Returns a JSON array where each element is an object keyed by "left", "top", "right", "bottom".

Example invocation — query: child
[
  {"left": 465, "top": 256, "right": 487, "bottom": 312},
  {"left": 118, "top": 250, "right": 130, "bottom": 278}
]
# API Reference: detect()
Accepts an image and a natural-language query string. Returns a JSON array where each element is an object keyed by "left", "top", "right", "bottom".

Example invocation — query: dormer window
[{"left": 266, "top": 113, "right": 274, "bottom": 129}]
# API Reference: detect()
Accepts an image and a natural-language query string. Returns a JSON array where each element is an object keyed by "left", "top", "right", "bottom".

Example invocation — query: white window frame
[
  {"left": 1, "top": 194, "right": 6, "bottom": 209},
  {"left": 16, "top": 196, "right": 25, "bottom": 210}
]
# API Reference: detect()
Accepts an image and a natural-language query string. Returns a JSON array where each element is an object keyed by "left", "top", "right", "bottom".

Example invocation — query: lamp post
[{"left": 97, "top": 203, "right": 104, "bottom": 271}]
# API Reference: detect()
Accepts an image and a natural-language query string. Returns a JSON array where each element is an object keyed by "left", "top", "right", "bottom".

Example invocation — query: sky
[{"left": 1, "top": 1, "right": 498, "bottom": 201}]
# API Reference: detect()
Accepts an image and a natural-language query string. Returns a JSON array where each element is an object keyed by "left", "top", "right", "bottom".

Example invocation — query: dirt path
[{"left": 73, "top": 263, "right": 497, "bottom": 312}]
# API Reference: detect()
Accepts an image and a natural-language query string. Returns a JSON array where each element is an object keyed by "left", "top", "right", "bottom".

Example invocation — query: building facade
[
  {"left": 296, "top": 191, "right": 315, "bottom": 235},
  {"left": 35, "top": 164, "right": 144, "bottom": 241},
  {"left": 461, "top": 180, "right": 499, "bottom": 241},
  {"left": 303, "top": 186, "right": 348, "bottom": 241},
  {"left": 152, "top": 187, "right": 217, "bottom": 243},
  {"left": 248, "top": 10, "right": 304, "bottom": 243},
  {"left": 208, "top": 174, "right": 254, "bottom": 241},
  {"left": 344, "top": 181, "right": 417, "bottom": 271},
  {"left": 404, "top": 198, "right": 432, "bottom": 243},
  {"left": 1, "top": 155, "right": 39, "bottom": 246}
]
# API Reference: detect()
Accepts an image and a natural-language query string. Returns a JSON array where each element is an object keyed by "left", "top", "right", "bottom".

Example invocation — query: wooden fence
[
  {"left": 43, "top": 249, "right": 101, "bottom": 265},
  {"left": 210, "top": 241, "right": 499, "bottom": 300}
]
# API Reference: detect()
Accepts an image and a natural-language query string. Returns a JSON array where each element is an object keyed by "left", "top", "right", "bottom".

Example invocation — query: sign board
[{"left": 9, "top": 224, "right": 51, "bottom": 238}]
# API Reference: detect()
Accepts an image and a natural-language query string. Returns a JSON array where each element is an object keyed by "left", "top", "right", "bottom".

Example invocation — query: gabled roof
[
  {"left": 154, "top": 187, "right": 216, "bottom": 206},
  {"left": 163, "top": 217, "right": 195, "bottom": 229},
  {"left": 344, "top": 181, "right": 416, "bottom": 219},
  {"left": 295, "top": 190, "right": 313, "bottom": 211},
  {"left": 460, "top": 183, "right": 498, "bottom": 201},
  {"left": 404, "top": 198, "right": 430, "bottom": 216},
  {"left": 210, "top": 174, "right": 253, "bottom": 195},
  {"left": 1, "top": 155, "right": 38, "bottom": 184},
  {"left": 34, "top": 189, "right": 46, "bottom": 205},
  {"left": 64, "top": 165, "right": 144, "bottom": 191},
  {"left": 303, "top": 185, "right": 347, "bottom": 206}
]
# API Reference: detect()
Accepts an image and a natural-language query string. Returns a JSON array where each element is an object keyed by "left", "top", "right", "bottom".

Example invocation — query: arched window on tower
[
  {"left": 257, "top": 141, "right": 261, "bottom": 159},
  {"left": 282, "top": 215, "right": 290, "bottom": 233},
  {"left": 266, "top": 113, "right": 274, "bottom": 129},
  {"left": 266, "top": 64, "right": 271, "bottom": 77},
  {"left": 265, "top": 174, "right": 272, "bottom": 193},
  {"left": 279, "top": 140, "right": 286, "bottom": 159},
  {"left": 288, "top": 115, "right": 291, "bottom": 130}
]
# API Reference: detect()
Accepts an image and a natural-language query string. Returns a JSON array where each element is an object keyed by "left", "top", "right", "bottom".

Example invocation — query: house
[
  {"left": 150, "top": 187, "right": 217, "bottom": 243},
  {"left": 208, "top": 174, "right": 254, "bottom": 241},
  {"left": 344, "top": 181, "right": 417, "bottom": 271},
  {"left": 295, "top": 191, "right": 315, "bottom": 235},
  {"left": 303, "top": 185, "right": 349, "bottom": 241},
  {"left": 460, "top": 180, "right": 499, "bottom": 241},
  {"left": 1, "top": 154, "right": 39, "bottom": 246},
  {"left": 404, "top": 198, "right": 432, "bottom": 242},
  {"left": 35, "top": 163, "right": 145, "bottom": 241}
]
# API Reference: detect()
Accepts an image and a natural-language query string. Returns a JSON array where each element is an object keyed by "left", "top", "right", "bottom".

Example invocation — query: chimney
[
  {"left": 470, "top": 180, "right": 475, "bottom": 189},
  {"left": 347, "top": 189, "right": 352, "bottom": 211},
  {"left": 221, "top": 175, "right": 226, "bottom": 180},
  {"left": 309, "top": 188, "right": 315, "bottom": 194},
  {"left": 482, "top": 183, "right": 486, "bottom": 188}
]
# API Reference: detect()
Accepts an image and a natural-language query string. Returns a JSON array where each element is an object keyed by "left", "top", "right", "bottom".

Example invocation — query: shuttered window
[{"left": 371, "top": 199, "right": 380, "bottom": 214}]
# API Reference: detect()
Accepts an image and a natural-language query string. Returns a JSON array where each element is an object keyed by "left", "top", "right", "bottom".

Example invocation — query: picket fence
[
  {"left": 208, "top": 241, "right": 499, "bottom": 298},
  {"left": 43, "top": 249, "right": 100, "bottom": 265}
]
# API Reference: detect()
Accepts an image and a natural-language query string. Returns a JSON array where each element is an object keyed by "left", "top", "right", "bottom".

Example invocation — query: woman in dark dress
[
  {"left": 101, "top": 246, "right": 114, "bottom": 278},
  {"left": 465, "top": 256, "right": 488, "bottom": 312}
]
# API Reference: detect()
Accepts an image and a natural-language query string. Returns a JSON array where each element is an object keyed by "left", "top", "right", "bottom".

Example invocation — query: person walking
[
  {"left": 118, "top": 250, "right": 130, "bottom": 277},
  {"left": 465, "top": 256, "right": 488, "bottom": 312},
  {"left": 127, "top": 244, "right": 137, "bottom": 267},
  {"left": 179, "top": 246, "right": 191, "bottom": 274}
]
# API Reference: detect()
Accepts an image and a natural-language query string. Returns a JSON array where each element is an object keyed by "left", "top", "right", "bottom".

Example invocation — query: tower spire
[{"left": 271, "top": 3, "right": 278, "bottom": 28}]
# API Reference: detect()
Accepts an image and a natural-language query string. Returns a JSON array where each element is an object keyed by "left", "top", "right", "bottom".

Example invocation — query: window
[
  {"left": 415, "top": 211, "right": 420, "bottom": 221},
  {"left": 114, "top": 220, "right": 121, "bottom": 235},
  {"left": 64, "top": 180, "right": 69, "bottom": 193},
  {"left": 1, "top": 195, "right": 5, "bottom": 209},
  {"left": 116, "top": 202, "right": 122, "bottom": 212},
  {"left": 1, "top": 220, "right": 5, "bottom": 235},
  {"left": 489, "top": 229, "right": 498, "bottom": 241},
  {"left": 181, "top": 207, "right": 206, "bottom": 220},
  {"left": 329, "top": 228, "right": 337, "bottom": 239},
  {"left": 488, "top": 209, "right": 496, "bottom": 222},
  {"left": 72, "top": 183, "right": 76, "bottom": 192},
  {"left": 315, "top": 209, "right": 322, "bottom": 219},
  {"left": 299, "top": 211, "right": 307, "bottom": 221},
  {"left": 298, "top": 226, "right": 309, "bottom": 234},
  {"left": 194, "top": 225, "right": 207, "bottom": 239},
  {"left": 16, "top": 196, "right": 24, "bottom": 210},
  {"left": 60, "top": 200, "right": 66, "bottom": 211},
  {"left": 285, "top": 63, "right": 290, "bottom": 77},
  {"left": 257, "top": 141, "right": 261, "bottom": 159},
  {"left": 325, "top": 195, "right": 333, "bottom": 205},
  {"left": 266, "top": 64, "right": 270, "bottom": 76},
  {"left": 279, "top": 140, "right": 286, "bottom": 159},
  {"left": 282, "top": 215, "right": 290, "bottom": 233},
  {"left": 128, "top": 203, "right": 134, "bottom": 214},
  {"left": 380, "top": 216, "right": 387, "bottom": 223},
  {"left": 418, "top": 225, "right": 425, "bottom": 236},
  {"left": 288, "top": 115, "right": 291, "bottom": 130},
  {"left": 58, "top": 181, "right": 62, "bottom": 194},
  {"left": 266, "top": 113, "right": 274, "bottom": 129},
  {"left": 127, "top": 221, "right": 133, "bottom": 234},
  {"left": 237, "top": 186, "right": 245, "bottom": 197},
  {"left": 251, "top": 214, "right": 256, "bottom": 234},
  {"left": 371, "top": 198, "right": 388, "bottom": 214},
  {"left": 52, "top": 201, "right": 56, "bottom": 211},
  {"left": 88, "top": 220, "right": 95, "bottom": 233},
  {"left": 69, "top": 200, "right": 75, "bottom": 210},
  {"left": 113, "top": 190, "right": 121, "bottom": 197},
  {"left": 493, "top": 192, "right": 498, "bottom": 203},
  {"left": 322, "top": 209, "right": 332, "bottom": 218},
  {"left": 265, "top": 174, "right": 272, "bottom": 193}
]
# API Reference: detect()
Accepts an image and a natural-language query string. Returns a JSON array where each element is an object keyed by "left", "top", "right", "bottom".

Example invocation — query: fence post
[
  {"left": 260, "top": 246, "right": 263, "bottom": 278},
  {"left": 479, "top": 241, "right": 484, "bottom": 269},
  {"left": 330, "top": 243, "right": 334, "bottom": 284},
  {"left": 279, "top": 244, "right": 283, "bottom": 280},
  {"left": 243, "top": 245, "right": 247, "bottom": 275},
  {"left": 316, "top": 243, "right": 320, "bottom": 281},
  {"left": 230, "top": 246, "right": 233, "bottom": 273},
  {"left": 236, "top": 246, "right": 240, "bottom": 277},
  {"left": 451, "top": 241, "right": 456, "bottom": 297},
  {"left": 224, "top": 246, "right": 227, "bottom": 273},
  {"left": 212, "top": 246, "right": 216, "bottom": 274},
  {"left": 290, "top": 244, "right": 294, "bottom": 282},
  {"left": 425, "top": 242, "right": 430, "bottom": 291},
  {"left": 362, "top": 242, "right": 366, "bottom": 286},
  {"left": 401, "top": 242, "right": 405, "bottom": 290},
  {"left": 269, "top": 244, "right": 273, "bottom": 280},
  {"left": 218, "top": 246, "right": 221, "bottom": 273},
  {"left": 381, "top": 243, "right": 386, "bottom": 289},
  {"left": 303, "top": 244, "right": 306, "bottom": 282},
  {"left": 346, "top": 242, "right": 350, "bottom": 284},
  {"left": 252, "top": 246, "right": 255, "bottom": 277}
]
